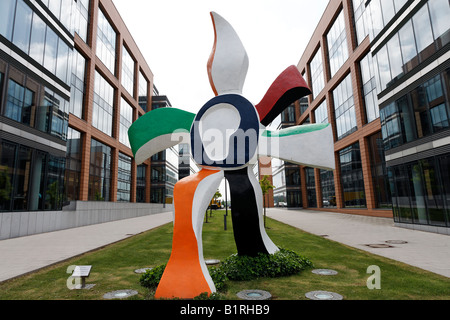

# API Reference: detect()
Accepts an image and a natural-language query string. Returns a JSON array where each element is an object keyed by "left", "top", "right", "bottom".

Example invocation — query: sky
[
  {"left": 111, "top": 0, "right": 330, "bottom": 200},
  {"left": 112, "top": 0, "right": 329, "bottom": 114}
]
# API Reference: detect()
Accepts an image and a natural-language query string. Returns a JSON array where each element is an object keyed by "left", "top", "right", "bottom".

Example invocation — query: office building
[
  {"left": 0, "top": 0, "right": 171, "bottom": 239},
  {"left": 289, "top": 0, "right": 449, "bottom": 233}
]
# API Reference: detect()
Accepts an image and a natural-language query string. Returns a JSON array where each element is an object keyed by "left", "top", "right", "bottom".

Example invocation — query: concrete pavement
[
  {"left": 0, "top": 212, "right": 173, "bottom": 283},
  {"left": 0, "top": 207, "right": 449, "bottom": 284},
  {"left": 266, "top": 208, "right": 450, "bottom": 278}
]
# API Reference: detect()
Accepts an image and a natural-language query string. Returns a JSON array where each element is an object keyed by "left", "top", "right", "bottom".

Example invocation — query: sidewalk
[
  {"left": 0, "top": 208, "right": 449, "bottom": 284},
  {"left": 266, "top": 208, "right": 450, "bottom": 278},
  {"left": 0, "top": 212, "right": 173, "bottom": 283}
]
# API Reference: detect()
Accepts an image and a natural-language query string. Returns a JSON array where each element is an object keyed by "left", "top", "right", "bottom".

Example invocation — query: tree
[{"left": 259, "top": 175, "right": 274, "bottom": 228}]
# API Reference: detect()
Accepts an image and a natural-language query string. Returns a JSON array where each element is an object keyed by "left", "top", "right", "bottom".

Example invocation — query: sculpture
[{"left": 128, "top": 12, "right": 335, "bottom": 299}]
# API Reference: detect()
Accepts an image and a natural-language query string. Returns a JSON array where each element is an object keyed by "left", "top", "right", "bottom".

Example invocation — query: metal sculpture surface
[{"left": 128, "top": 12, "right": 335, "bottom": 299}]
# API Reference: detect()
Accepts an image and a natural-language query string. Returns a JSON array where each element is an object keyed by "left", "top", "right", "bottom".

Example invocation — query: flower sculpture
[{"left": 128, "top": 12, "right": 335, "bottom": 299}]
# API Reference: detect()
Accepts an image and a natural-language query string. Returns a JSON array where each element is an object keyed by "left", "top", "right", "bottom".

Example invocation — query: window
[
  {"left": 117, "top": 153, "right": 131, "bottom": 202},
  {"left": 368, "top": 132, "right": 392, "bottom": 208},
  {"left": 56, "top": 38, "right": 71, "bottom": 85},
  {"left": 29, "top": 13, "right": 47, "bottom": 65},
  {"left": 0, "top": 141, "right": 16, "bottom": 212},
  {"left": 360, "top": 53, "right": 380, "bottom": 123},
  {"left": 136, "top": 164, "right": 147, "bottom": 203},
  {"left": 398, "top": 21, "right": 418, "bottom": 73},
  {"left": 4, "top": 79, "right": 35, "bottom": 126},
  {"left": 69, "top": 50, "right": 86, "bottom": 119},
  {"left": 73, "top": 0, "right": 89, "bottom": 42},
  {"left": 428, "top": 0, "right": 450, "bottom": 48},
  {"left": 44, "top": 26, "right": 58, "bottom": 74},
  {"left": 339, "top": 143, "right": 366, "bottom": 208},
  {"left": 412, "top": 4, "right": 434, "bottom": 61},
  {"left": 96, "top": 9, "right": 116, "bottom": 74},
  {"left": 333, "top": 74, "right": 357, "bottom": 139},
  {"left": 139, "top": 71, "right": 148, "bottom": 112},
  {"left": 309, "top": 48, "right": 325, "bottom": 99},
  {"left": 320, "top": 169, "right": 336, "bottom": 208},
  {"left": 389, "top": 157, "right": 449, "bottom": 227},
  {"left": 121, "top": 46, "right": 135, "bottom": 96},
  {"left": 89, "top": 139, "right": 112, "bottom": 201},
  {"left": 305, "top": 167, "right": 317, "bottom": 208},
  {"left": 65, "top": 128, "right": 82, "bottom": 202},
  {"left": 93, "top": 71, "right": 114, "bottom": 136},
  {"left": 119, "top": 97, "right": 133, "bottom": 147},
  {"left": 411, "top": 73, "right": 449, "bottom": 137},
  {"left": 12, "top": 0, "right": 32, "bottom": 54},
  {"left": 0, "top": 0, "right": 17, "bottom": 41},
  {"left": 327, "top": 11, "right": 349, "bottom": 78},
  {"left": 314, "top": 100, "right": 328, "bottom": 124}
]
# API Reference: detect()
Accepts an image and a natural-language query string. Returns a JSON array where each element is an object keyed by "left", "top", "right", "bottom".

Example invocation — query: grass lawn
[{"left": 0, "top": 210, "right": 449, "bottom": 300}]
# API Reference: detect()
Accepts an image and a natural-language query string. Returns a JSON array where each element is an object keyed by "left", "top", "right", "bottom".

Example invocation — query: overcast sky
[{"left": 112, "top": 0, "right": 329, "bottom": 114}]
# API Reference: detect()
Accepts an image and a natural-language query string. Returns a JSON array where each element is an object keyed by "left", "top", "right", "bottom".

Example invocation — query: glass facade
[
  {"left": 374, "top": 0, "right": 450, "bottom": 92},
  {"left": 305, "top": 167, "right": 317, "bottom": 208},
  {"left": 368, "top": 132, "right": 392, "bottom": 208},
  {"left": 333, "top": 73, "right": 357, "bottom": 139},
  {"left": 314, "top": 99, "right": 328, "bottom": 124},
  {"left": 138, "top": 71, "right": 149, "bottom": 112},
  {"left": 309, "top": 48, "right": 325, "bottom": 99},
  {"left": 0, "top": 0, "right": 73, "bottom": 85},
  {"left": 93, "top": 71, "right": 114, "bottom": 136},
  {"left": 360, "top": 53, "right": 380, "bottom": 123},
  {"left": 65, "top": 127, "right": 82, "bottom": 202},
  {"left": 69, "top": 50, "right": 86, "bottom": 119},
  {"left": 389, "top": 156, "right": 450, "bottom": 227},
  {"left": 117, "top": 153, "right": 131, "bottom": 202},
  {"left": 96, "top": 9, "right": 116, "bottom": 74},
  {"left": 136, "top": 164, "right": 147, "bottom": 203},
  {"left": 339, "top": 143, "right": 366, "bottom": 208},
  {"left": 380, "top": 68, "right": 450, "bottom": 151},
  {"left": 121, "top": 45, "right": 135, "bottom": 96},
  {"left": 119, "top": 97, "right": 133, "bottom": 148},
  {"left": 327, "top": 11, "right": 349, "bottom": 78},
  {"left": 88, "top": 139, "right": 112, "bottom": 201},
  {"left": 352, "top": 0, "right": 409, "bottom": 45},
  {"left": 0, "top": 140, "right": 66, "bottom": 212}
]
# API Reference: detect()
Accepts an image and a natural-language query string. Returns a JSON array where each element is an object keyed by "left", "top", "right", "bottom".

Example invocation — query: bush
[
  {"left": 139, "top": 264, "right": 166, "bottom": 289},
  {"left": 218, "top": 248, "right": 313, "bottom": 281},
  {"left": 139, "top": 248, "right": 313, "bottom": 292}
]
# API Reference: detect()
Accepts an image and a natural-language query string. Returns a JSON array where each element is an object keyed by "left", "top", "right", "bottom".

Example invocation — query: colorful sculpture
[{"left": 128, "top": 12, "right": 335, "bottom": 299}]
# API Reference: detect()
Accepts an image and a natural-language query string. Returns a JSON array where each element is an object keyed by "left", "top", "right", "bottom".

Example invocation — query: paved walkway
[
  {"left": 266, "top": 208, "right": 450, "bottom": 278},
  {"left": 0, "top": 208, "right": 449, "bottom": 283},
  {"left": 0, "top": 212, "right": 173, "bottom": 283}
]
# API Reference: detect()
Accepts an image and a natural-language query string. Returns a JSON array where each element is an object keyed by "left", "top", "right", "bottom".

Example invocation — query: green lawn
[{"left": 0, "top": 210, "right": 449, "bottom": 300}]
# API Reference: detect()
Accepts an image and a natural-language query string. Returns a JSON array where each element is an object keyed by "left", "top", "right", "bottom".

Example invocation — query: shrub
[
  {"left": 139, "top": 248, "right": 313, "bottom": 292},
  {"left": 139, "top": 264, "right": 166, "bottom": 289},
  {"left": 218, "top": 248, "right": 313, "bottom": 281}
]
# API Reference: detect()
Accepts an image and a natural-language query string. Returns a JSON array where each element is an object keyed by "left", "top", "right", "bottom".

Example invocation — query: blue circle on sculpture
[{"left": 190, "top": 94, "right": 260, "bottom": 169}]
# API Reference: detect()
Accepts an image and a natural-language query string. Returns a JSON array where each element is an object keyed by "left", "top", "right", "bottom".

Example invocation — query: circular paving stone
[
  {"left": 237, "top": 290, "right": 272, "bottom": 300},
  {"left": 312, "top": 269, "right": 338, "bottom": 276},
  {"left": 305, "top": 291, "right": 343, "bottom": 300},
  {"left": 103, "top": 290, "right": 138, "bottom": 299}
]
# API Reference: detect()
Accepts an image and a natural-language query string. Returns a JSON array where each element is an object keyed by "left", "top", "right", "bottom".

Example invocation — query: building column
[{"left": 315, "top": 168, "right": 323, "bottom": 208}]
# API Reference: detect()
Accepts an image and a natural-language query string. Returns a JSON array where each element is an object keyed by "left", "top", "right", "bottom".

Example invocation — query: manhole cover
[
  {"left": 134, "top": 267, "right": 152, "bottom": 274},
  {"left": 385, "top": 240, "right": 408, "bottom": 244},
  {"left": 103, "top": 290, "right": 138, "bottom": 299},
  {"left": 205, "top": 259, "right": 220, "bottom": 265},
  {"left": 312, "top": 269, "right": 338, "bottom": 276},
  {"left": 305, "top": 291, "right": 343, "bottom": 300},
  {"left": 365, "top": 244, "right": 393, "bottom": 248},
  {"left": 237, "top": 290, "right": 272, "bottom": 300}
]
